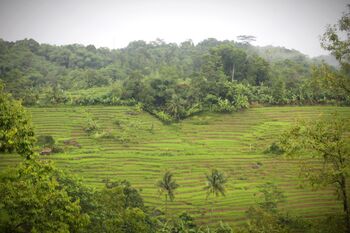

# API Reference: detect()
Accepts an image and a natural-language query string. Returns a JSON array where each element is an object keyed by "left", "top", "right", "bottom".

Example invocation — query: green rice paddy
[{"left": 1, "top": 105, "right": 349, "bottom": 226}]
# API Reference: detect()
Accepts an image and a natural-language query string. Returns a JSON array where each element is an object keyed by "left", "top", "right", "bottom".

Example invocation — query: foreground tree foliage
[
  {"left": 321, "top": 5, "right": 350, "bottom": 95},
  {"left": 321, "top": 5, "right": 350, "bottom": 70},
  {"left": 0, "top": 159, "right": 161, "bottom": 233},
  {"left": 90, "top": 179, "right": 159, "bottom": 233},
  {"left": 280, "top": 114, "right": 350, "bottom": 233},
  {"left": 242, "top": 182, "right": 310, "bottom": 233},
  {"left": 0, "top": 160, "right": 90, "bottom": 233},
  {"left": 0, "top": 83, "right": 35, "bottom": 159}
]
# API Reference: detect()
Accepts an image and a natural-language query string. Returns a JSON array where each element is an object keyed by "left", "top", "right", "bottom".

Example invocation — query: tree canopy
[
  {"left": 0, "top": 83, "right": 35, "bottom": 159},
  {"left": 0, "top": 37, "right": 347, "bottom": 123}
]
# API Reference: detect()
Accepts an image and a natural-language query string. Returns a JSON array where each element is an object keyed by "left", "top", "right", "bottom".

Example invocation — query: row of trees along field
[
  {"left": 0, "top": 7, "right": 349, "bottom": 123},
  {"left": 1, "top": 82, "right": 350, "bottom": 233}
]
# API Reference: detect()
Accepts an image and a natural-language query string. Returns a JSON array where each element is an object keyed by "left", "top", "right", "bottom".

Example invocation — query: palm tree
[
  {"left": 204, "top": 169, "right": 227, "bottom": 217},
  {"left": 157, "top": 171, "right": 179, "bottom": 216},
  {"left": 166, "top": 95, "right": 183, "bottom": 120}
]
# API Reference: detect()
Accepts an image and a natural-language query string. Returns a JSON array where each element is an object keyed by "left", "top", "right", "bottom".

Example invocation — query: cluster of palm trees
[{"left": 156, "top": 169, "right": 227, "bottom": 217}]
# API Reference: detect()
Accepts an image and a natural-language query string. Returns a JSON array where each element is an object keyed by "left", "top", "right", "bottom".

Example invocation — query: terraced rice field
[{"left": 1, "top": 106, "right": 349, "bottom": 226}]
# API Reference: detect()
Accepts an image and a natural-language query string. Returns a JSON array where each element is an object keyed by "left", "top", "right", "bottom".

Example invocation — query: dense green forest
[{"left": 0, "top": 34, "right": 348, "bottom": 122}]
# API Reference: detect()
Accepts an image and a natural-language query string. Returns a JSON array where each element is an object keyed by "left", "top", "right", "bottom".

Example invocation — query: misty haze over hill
[{"left": 0, "top": 0, "right": 348, "bottom": 57}]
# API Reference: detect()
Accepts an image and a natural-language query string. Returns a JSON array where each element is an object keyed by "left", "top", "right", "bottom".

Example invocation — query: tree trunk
[
  {"left": 210, "top": 199, "right": 216, "bottom": 219},
  {"left": 340, "top": 175, "right": 350, "bottom": 233},
  {"left": 165, "top": 194, "right": 168, "bottom": 218},
  {"left": 231, "top": 64, "right": 235, "bottom": 82}
]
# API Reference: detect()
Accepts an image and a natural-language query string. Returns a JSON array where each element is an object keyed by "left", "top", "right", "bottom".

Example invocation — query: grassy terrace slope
[{"left": 1, "top": 106, "right": 349, "bottom": 226}]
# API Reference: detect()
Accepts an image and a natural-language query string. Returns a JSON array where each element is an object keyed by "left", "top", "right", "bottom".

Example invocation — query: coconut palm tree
[
  {"left": 157, "top": 171, "right": 179, "bottom": 216},
  {"left": 166, "top": 94, "right": 184, "bottom": 120},
  {"left": 204, "top": 169, "right": 227, "bottom": 217}
]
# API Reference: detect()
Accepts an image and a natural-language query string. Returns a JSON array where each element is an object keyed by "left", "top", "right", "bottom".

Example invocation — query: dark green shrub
[
  {"left": 264, "top": 142, "right": 285, "bottom": 155},
  {"left": 36, "top": 135, "right": 55, "bottom": 147},
  {"left": 84, "top": 116, "right": 99, "bottom": 135},
  {"left": 51, "top": 145, "right": 64, "bottom": 153}
]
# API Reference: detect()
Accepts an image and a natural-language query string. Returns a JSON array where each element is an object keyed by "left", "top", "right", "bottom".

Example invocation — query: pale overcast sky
[{"left": 0, "top": 0, "right": 348, "bottom": 57}]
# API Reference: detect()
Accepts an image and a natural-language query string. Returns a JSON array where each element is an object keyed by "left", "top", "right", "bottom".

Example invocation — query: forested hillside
[{"left": 1, "top": 37, "right": 347, "bottom": 122}]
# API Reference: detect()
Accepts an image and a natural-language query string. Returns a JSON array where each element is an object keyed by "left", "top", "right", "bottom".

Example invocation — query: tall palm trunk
[
  {"left": 165, "top": 194, "right": 168, "bottom": 217},
  {"left": 212, "top": 199, "right": 217, "bottom": 219},
  {"left": 209, "top": 199, "right": 214, "bottom": 218}
]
